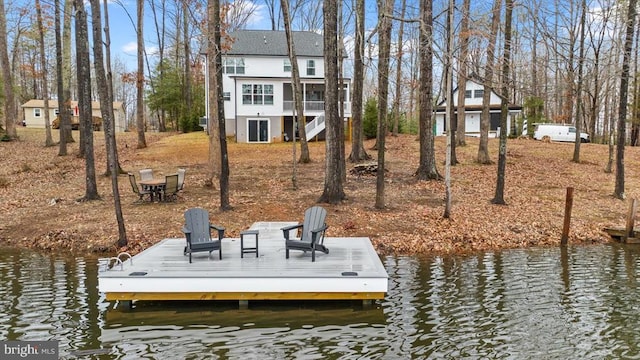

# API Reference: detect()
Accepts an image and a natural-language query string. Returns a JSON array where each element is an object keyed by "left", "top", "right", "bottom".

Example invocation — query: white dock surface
[{"left": 99, "top": 222, "right": 388, "bottom": 301}]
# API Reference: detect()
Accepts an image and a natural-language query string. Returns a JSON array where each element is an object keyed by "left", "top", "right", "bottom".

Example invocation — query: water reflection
[{"left": 1, "top": 244, "right": 640, "bottom": 359}]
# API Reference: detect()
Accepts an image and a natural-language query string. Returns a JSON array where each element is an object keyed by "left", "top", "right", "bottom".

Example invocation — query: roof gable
[{"left": 225, "top": 30, "right": 324, "bottom": 57}]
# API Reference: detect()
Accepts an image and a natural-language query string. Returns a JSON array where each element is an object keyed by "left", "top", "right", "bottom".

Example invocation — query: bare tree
[
  {"left": 415, "top": 0, "right": 440, "bottom": 180},
  {"left": 60, "top": 0, "right": 74, "bottom": 145},
  {"left": 74, "top": 0, "right": 99, "bottom": 200},
  {"left": 136, "top": 0, "right": 147, "bottom": 148},
  {"left": 444, "top": 0, "right": 455, "bottom": 218},
  {"left": 374, "top": 0, "right": 393, "bottom": 209},
  {"left": 348, "top": 0, "right": 370, "bottom": 162},
  {"left": 281, "top": 0, "right": 311, "bottom": 169},
  {"left": 391, "top": 0, "right": 407, "bottom": 137},
  {"left": 455, "top": 0, "right": 471, "bottom": 147},
  {"left": 477, "top": 0, "right": 501, "bottom": 164},
  {"left": 206, "top": 0, "right": 221, "bottom": 190},
  {"left": 615, "top": 0, "right": 637, "bottom": 200},
  {"left": 0, "top": 0, "right": 17, "bottom": 140},
  {"left": 35, "top": 0, "right": 54, "bottom": 147},
  {"left": 90, "top": 0, "right": 127, "bottom": 246},
  {"left": 492, "top": 0, "right": 513, "bottom": 205},
  {"left": 572, "top": 0, "right": 586, "bottom": 162},
  {"left": 263, "top": 0, "right": 281, "bottom": 30},
  {"left": 318, "top": 0, "right": 346, "bottom": 204},
  {"left": 209, "top": 0, "right": 231, "bottom": 210},
  {"left": 54, "top": 0, "right": 67, "bottom": 155}
]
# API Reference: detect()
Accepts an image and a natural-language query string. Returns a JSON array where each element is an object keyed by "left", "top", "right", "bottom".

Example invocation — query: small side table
[{"left": 240, "top": 230, "right": 259, "bottom": 258}]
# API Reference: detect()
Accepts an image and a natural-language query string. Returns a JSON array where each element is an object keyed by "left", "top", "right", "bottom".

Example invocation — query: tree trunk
[
  {"left": 90, "top": 0, "right": 127, "bottom": 246},
  {"left": 445, "top": 4, "right": 457, "bottom": 166},
  {"left": 74, "top": 0, "right": 99, "bottom": 200},
  {"left": 206, "top": 0, "right": 221, "bottom": 190},
  {"left": 61, "top": 0, "right": 74, "bottom": 144},
  {"left": 102, "top": 0, "right": 124, "bottom": 175},
  {"left": 211, "top": 0, "right": 231, "bottom": 210},
  {"left": 456, "top": 0, "right": 470, "bottom": 147},
  {"left": 615, "top": 0, "right": 636, "bottom": 199},
  {"left": 136, "top": 0, "right": 147, "bottom": 148},
  {"left": 391, "top": 0, "right": 406, "bottom": 137},
  {"left": 0, "top": 0, "right": 17, "bottom": 140},
  {"left": 348, "top": 0, "right": 370, "bottom": 162},
  {"left": 572, "top": 0, "right": 586, "bottom": 162},
  {"left": 318, "top": 0, "right": 346, "bottom": 204},
  {"left": 54, "top": 0, "right": 67, "bottom": 155},
  {"left": 492, "top": 0, "right": 513, "bottom": 205},
  {"left": 415, "top": 0, "right": 440, "bottom": 180},
  {"left": 374, "top": 0, "right": 393, "bottom": 209},
  {"left": 477, "top": 0, "right": 501, "bottom": 165},
  {"left": 281, "top": 0, "right": 310, "bottom": 164},
  {"left": 36, "top": 0, "right": 54, "bottom": 147}
]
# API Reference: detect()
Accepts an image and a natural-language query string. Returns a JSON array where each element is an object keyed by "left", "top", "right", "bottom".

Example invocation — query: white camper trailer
[{"left": 533, "top": 124, "right": 589, "bottom": 143}]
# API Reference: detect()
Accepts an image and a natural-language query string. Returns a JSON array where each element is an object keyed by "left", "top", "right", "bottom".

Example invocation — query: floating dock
[{"left": 98, "top": 222, "right": 388, "bottom": 305}]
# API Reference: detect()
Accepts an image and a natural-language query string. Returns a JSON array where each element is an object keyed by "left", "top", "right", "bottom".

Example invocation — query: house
[
  {"left": 434, "top": 79, "right": 522, "bottom": 137},
  {"left": 21, "top": 99, "right": 127, "bottom": 132},
  {"left": 220, "top": 30, "right": 351, "bottom": 143}
]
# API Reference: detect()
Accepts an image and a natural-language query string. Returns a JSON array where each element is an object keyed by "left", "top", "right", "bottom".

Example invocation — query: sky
[{"left": 104, "top": 0, "right": 273, "bottom": 70}]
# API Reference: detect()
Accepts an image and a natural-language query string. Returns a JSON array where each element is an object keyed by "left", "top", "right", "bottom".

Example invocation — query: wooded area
[
  {"left": 1, "top": 129, "right": 637, "bottom": 255},
  {"left": 1, "top": 0, "right": 640, "bottom": 251}
]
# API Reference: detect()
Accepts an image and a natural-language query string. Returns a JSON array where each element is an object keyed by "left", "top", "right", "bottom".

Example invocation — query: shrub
[
  {"left": 363, "top": 97, "right": 378, "bottom": 139},
  {"left": 180, "top": 114, "right": 201, "bottom": 133}
]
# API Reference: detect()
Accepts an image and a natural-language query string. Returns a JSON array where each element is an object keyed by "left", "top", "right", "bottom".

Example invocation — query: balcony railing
[{"left": 283, "top": 101, "right": 351, "bottom": 114}]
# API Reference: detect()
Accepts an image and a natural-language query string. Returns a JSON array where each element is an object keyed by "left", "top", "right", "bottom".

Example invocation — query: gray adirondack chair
[
  {"left": 182, "top": 208, "right": 225, "bottom": 263},
  {"left": 128, "top": 173, "right": 151, "bottom": 202},
  {"left": 282, "top": 206, "right": 329, "bottom": 262}
]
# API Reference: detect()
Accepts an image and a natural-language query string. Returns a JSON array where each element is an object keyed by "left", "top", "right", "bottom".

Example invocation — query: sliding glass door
[{"left": 248, "top": 119, "right": 269, "bottom": 143}]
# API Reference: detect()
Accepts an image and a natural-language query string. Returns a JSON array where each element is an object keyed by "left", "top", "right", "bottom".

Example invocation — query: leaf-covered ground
[{"left": 0, "top": 128, "right": 636, "bottom": 256}]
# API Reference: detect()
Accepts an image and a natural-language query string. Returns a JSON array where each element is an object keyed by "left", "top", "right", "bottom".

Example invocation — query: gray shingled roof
[{"left": 225, "top": 30, "right": 324, "bottom": 57}]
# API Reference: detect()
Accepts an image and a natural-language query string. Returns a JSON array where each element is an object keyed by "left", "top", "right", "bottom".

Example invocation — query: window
[
  {"left": 474, "top": 89, "right": 484, "bottom": 98},
  {"left": 465, "top": 90, "right": 472, "bottom": 98},
  {"left": 34, "top": 108, "right": 42, "bottom": 117},
  {"left": 242, "top": 84, "right": 274, "bottom": 105},
  {"left": 223, "top": 92, "right": 231, "bottom": 101},
  {"left": 248, "top": 119, "right": 269, "bottom": 142},
  {"left": 223, "top": 58, "right": 245, "bottom": 74},
  {"left": 307, "top": 60, "right": 315, "bottom": 76},
  {"left": 284, "top": 59, "right": 291, "bottom": 72}
]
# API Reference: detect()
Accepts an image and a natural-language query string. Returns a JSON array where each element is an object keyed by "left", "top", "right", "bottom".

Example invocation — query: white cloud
[
  {"left": 122, "top": 41, "right": 137, "bottom": 55},
  {"left": 121, "top": 42, "right": 158, "bottom": 58}
]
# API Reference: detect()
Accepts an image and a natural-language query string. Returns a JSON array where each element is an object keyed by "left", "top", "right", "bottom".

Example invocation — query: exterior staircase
[{"left": 305, "top": 113, "right": 325, "bottom": 139}]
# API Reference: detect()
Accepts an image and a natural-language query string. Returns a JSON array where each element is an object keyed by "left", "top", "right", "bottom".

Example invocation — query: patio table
[{"left": 139, "top": 178, "right": 166, "bottom": 202}]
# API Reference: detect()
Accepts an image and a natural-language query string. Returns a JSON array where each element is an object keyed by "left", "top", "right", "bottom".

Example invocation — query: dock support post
[
  {"left": 561, "top": 187, "right": 574, "bottom": 246},
  {"left": 625, "top": 198, "right": 637, "bottom": 242},
  {"left": 362, "top": 299, "right": 373, "bottom": 308},
  {"left": 239, "top": 300, "right": 249, "bottom": 309}
]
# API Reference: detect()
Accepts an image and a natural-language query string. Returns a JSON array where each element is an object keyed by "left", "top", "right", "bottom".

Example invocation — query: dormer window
[
  {"left": 474, "top": 89, "right": 484, "bottom": 98},
  {"left": 306, "top": 60, "right": 315, "bottom": 76}
]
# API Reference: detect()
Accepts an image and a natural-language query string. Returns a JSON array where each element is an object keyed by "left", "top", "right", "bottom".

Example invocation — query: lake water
[{"left": 1, "top": 244, "right": 639, "bottom": 359}]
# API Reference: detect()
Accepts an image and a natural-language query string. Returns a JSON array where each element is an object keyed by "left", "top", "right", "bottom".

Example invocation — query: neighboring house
[
  {"left": 220, "top": 30, "right": 351, "bottom": 143},
  {"left": 434, "top": 79, "right": 522, "bottom": 137},
  {"left": 21, "top": 99, "right": 127, "bottom": 132}
]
